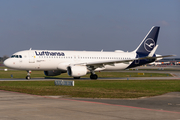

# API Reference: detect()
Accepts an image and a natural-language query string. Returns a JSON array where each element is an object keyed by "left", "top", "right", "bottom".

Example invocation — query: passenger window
[{"left": 19, "top": 55, "right": 22, "bottom": 58}]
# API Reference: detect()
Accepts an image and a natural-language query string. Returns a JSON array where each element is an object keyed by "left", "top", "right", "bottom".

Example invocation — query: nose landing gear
[{"left": 26, "top": 70, "right": 31, "bottom": 80}]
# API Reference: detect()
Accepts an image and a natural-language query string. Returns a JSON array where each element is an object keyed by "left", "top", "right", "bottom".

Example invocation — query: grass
[
  {"left": 0, "top": 70, "right": 44, "bottom": 78},
  {"left": 0, "top": 70, "right": 171, "bottom": 79},
  {"left": 0, "top": 80, "right": 180, "bottom": 98},
  {"left": 0, "top": 67, "right": 177, "bottom": 98}
]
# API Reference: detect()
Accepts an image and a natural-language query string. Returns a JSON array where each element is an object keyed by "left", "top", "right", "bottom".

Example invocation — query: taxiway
[{"left": 0, "top": 90, "right": 180, "bottom": 120}]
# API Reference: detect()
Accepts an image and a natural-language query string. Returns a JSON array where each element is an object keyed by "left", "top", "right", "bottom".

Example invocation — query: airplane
[
  {"left": 3, "top": 26, "right": 174, "bottom": 80},
  {"left": 149, "top": 61, "right": 170, "bottom": 66}
]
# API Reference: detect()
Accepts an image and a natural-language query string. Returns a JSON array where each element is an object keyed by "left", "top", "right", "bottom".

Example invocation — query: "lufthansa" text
[{"left": 35, "top": 51, "right": 65, "bottom": 56}]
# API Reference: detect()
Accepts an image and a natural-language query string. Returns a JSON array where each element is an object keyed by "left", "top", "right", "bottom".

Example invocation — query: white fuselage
[{"left": 4, "top": 50, "right": 136, "bottom": 71}]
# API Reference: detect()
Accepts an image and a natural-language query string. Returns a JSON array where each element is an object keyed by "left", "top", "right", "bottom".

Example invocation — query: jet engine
[
  {"left": 67, "top": 66, "right": 88, "bottom": 77},
  {"left": 44, "top": 70, "right": 63, "bottom": 76}
]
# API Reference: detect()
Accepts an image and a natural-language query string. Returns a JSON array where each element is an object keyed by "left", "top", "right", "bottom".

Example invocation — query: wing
[{"left": 75, "top": 54, "right": 175, "bottom": 68}]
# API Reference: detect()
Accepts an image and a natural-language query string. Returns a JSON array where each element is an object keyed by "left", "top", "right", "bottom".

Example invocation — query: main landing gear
[
  {"left": 26, "top": 70, "right": 31, "bottom": 80},
  {"left": 73, "top": 73, "right": 98, "bottom": 80},
  {"left": 90, "top": 73, "right": 98, "bottom": 80}
]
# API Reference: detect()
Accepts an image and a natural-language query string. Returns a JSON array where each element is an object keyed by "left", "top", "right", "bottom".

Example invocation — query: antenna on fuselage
[{"left": 29, "top": 48, "right": 32, "bottom": 50}]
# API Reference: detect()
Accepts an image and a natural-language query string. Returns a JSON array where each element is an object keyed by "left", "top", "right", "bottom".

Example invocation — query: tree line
[{"left": 0, "top": 55, "right": 9, "bottom": 62}]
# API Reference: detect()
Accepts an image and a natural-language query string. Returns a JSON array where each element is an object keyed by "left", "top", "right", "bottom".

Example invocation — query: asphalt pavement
[{"left": 0, "top": 90, "right": 180, "bottom": 120}]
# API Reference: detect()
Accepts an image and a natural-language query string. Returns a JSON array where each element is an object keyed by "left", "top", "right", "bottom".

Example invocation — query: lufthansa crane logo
[{"left": 144, "top": 38, "right": 155, "bottom": 52}]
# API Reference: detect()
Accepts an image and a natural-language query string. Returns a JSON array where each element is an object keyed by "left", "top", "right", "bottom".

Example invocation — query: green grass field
[
  {"left": 0, "top": 68, "right": 178, "bottom": 98},
  {"left": 0, "top": 80, "right": 180, "bottom": 98},
  {"left": 0, "top": 70, "right": 171, "bottom": 79}
]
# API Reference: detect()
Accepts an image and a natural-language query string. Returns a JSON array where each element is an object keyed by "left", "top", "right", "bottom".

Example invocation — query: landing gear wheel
[
  {"left": 73, "top": 77, "right": 80, "bottom": 79},
  {"left": 26, "top": 70, "right": 31, "bottom": 80},
  {"left": 26, "top": 76, "right": 31, "bottom": 80},
  {"left": 90, "top": 74, "right": 98, "bottom": 80}
]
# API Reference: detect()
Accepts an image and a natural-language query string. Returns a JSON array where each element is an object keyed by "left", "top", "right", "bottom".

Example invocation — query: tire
[
  {"left": 90, "top": 74, "right": 98, "bottom": 80},
  {"left": 26, "top": 76, "right": 31, "bottom": 80}
]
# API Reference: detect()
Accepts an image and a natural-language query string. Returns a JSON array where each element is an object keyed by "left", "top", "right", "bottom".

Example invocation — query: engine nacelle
[
  {"left": 44, "top": 70, "right": 62, "bottom": 76},
  {"left": 67, "top": 66, "right": 88, "bottom": 77}
]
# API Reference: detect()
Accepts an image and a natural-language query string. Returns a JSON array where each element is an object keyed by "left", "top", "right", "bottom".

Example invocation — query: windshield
[{"left": 11, "top": 55, "right": 22, "bottom": 58}]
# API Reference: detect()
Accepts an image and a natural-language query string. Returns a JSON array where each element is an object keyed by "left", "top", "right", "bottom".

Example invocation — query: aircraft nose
[{"left": 3, "top": 59, "right": 12, "bottom": 68}]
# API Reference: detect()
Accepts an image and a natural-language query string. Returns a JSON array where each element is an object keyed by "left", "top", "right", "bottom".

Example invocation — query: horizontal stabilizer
[{"left": 138, "top": 54, "right": 176, "bottom": 60}]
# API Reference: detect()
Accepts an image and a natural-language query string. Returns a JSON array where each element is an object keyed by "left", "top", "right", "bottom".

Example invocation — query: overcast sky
[{"left": 0, "top": 0, "right": 179, "bottom": 57}]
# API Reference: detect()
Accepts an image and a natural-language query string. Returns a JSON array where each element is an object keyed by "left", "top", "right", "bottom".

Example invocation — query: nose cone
[{"left": 3, "top": 59, "right": 12, "bottom": 68}]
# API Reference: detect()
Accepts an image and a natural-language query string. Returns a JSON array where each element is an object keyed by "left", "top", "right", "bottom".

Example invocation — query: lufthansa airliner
[{"left": 3, "top": 26, "right": 174, "bottom": 79}]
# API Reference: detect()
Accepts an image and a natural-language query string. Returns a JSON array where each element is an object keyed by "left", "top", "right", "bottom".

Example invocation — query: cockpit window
[
  {"left": 11, "top": 55, "right": 22, "bottom": 58},
  {"left": 11, "top": 55, "right": 15, "bottom": 58}
]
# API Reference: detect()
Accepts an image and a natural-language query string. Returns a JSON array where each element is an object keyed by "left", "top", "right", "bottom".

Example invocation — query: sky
[{"left": 0, "top": 0, "right": 180, "bottom": 57}]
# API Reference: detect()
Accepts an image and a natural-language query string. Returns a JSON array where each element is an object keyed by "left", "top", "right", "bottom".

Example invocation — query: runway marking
[
  {"left": 171, "top": 73, "right": 179, "bottom": 77},
  {"left": 1, "top": 90, "right": 180, "bottom": 114}
]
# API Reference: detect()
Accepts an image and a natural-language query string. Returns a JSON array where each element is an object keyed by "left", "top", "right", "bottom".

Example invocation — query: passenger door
[{"left": 29, "top": 52, "right": 35, "bottom": 63}]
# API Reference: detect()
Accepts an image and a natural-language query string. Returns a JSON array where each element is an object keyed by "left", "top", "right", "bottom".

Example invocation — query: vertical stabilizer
[{"left": 134, "top": 26, "right": 160, "bottom": 56}]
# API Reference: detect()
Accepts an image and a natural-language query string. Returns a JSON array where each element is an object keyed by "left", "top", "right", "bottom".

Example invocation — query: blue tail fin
[{"left": 135, "top": 26, "right": 160, "bottom": 56}]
